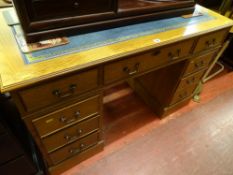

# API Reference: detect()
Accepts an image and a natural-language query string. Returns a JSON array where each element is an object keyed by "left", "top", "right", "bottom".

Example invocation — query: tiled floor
[{"left": 63, "top": 68, "right": 233, "bottom": 175}]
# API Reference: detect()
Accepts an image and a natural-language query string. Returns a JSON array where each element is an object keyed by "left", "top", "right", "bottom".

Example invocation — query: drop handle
[
  {"left": 152, "top": 50, "right": 161, "bottom": 56},
  {"left": 80, "top": 143, "right": 85, "bottom": 150},
  {"left": 59, "top": 111, "right": 80, "bottom": 124},
  {"left": 64, "top": 134, "right": 77, "bottom": 141},
  {"left": 52, "top": 84, "right": 77, "bottom": 98},
  {"left": 74, "top": 1, "right": 79, "bottom": 7},
  {"left": 186, "top": 77, "right": 195, "bottom": 85},
  {"left": 69, "top": 148, "right": 80, "bottom": 154},
  {"left": 123, "top": 63, "right": 140, "bottom": 75},
  {"left": 168, "top": 49, "right": 181, "bottom": 60},
  {"left": 194, "top": 60, "right": 204, "bottom": 68},
  {"left": 64, "top": 129, "right": 82, "bottom": 142},
  {"left": 205, "top": 38, "right": 216, "bottom": 47},
  {"left": 179, "top": 91, "right": 188, "bottom": 99}
]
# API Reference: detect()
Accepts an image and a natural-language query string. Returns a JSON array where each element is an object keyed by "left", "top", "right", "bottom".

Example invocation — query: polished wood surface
[
  {"left": 0, "top": 5, "right": 232, "bottom": 93},
  {"left": 1, "top": 5, "right": 233, "bottom": 175}
]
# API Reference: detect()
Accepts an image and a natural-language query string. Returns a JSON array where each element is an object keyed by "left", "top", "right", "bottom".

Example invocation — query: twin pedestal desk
[{"left": 0, "top": 5, "right": 233, "bottom": 175}]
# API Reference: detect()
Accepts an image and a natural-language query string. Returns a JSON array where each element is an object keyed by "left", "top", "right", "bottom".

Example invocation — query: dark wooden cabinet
[
  {"left": 12, "top": 0, "right": 195, "bottom": 42},
  {"left": 0, "top": 119, "right": 37, "bottom": 175}
]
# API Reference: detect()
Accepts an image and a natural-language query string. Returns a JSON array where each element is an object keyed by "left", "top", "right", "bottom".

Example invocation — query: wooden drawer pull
[
  {"left": 123, "top": 63, "right": 140, "bottom": 75},
  {"left": 52, "top": 84, "right": 77, "bottom": 98},
  {"left": 168, "top": 49, "right": 181, "bottom": 60},
  {"left": 59, "top": 111, "right": 80, "bottom": 124}
]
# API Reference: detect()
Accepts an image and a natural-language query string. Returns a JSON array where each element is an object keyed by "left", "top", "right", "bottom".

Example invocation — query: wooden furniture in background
[
  {"left": 0, "top": 117, "right": 37, "bottom": 175},
  {"left": 12, "top": 0, "right": 195, "bottom": 42},
  {"left": 0, "top": 5, "right": 232, "bottom": 175}
]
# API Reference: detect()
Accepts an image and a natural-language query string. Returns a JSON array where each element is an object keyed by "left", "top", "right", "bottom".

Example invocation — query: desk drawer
[
  {"left": 193, "top": 29, "right": 227, "bottom": 53},
  {"left": 177, "top": 69, "right": 205, "bottom": 91},
  {"left": 49, "top": 131, "right": 99, "bottom": 165},
  {"left": 104, "top": 39, "right": 193, "bottom": 84},
  {"left": 42, "top": 116, "right": 100, "bottom": 152},
  {"left": 170, "top": 84, "right": 196, "bottom": 105},
  {"left": 184, "top": 51, "right": 216, "bottom": 76},
  {"left": 18, "top": 69, "right": 99, "bottom": 112},
  {"left": 32, "top": 95, "right": 101, "bottom": 137}
]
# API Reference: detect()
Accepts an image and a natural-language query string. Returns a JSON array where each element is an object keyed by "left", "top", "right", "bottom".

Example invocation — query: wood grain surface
[{"left": 0, "top": 5, "right": 232, "bottom": 92}]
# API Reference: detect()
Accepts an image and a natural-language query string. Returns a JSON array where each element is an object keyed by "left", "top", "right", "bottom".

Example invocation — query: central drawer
[
  {"left": 104, "top": 39, "right": 193, "bottom": 84},
  {"left": 18, "top": 68, "right": 99, "bottom": 112},
  {"left": 42, "top": 116, "right": 100, "bottom": 153}
]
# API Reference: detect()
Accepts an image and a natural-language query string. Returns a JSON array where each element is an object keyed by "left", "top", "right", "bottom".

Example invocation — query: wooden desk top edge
[{"left": 0, "top": 5, "right": 233, "bottom": 93}]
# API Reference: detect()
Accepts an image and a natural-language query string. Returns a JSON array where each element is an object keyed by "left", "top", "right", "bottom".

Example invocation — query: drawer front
[
  {"left": 19, "top": 69, "right": 99, "bottom": 112},
  {"left": 42, "top": 116, "right": 100, "bottom": 152},
  {"left": 32, "top": 95, "right": 101, "bottom": 137},
  {"left": 49, "top": 131, "right": 99, "bottom": 165},
  {"left": 193, "top": 29, "right": 227, "bottom": 53},
  {"left": 184, "top": 51, "right": 216, "bottom": 76},
  {"left": 31, "top": 0, "right": 115, "bottom": 20},
  {"left": 170, "top": 84, "right": 197, "bottom": 105},
  {"left": 177, "top": 69, "right": 205, "bottom": 91},
  {"left": 104, "top": 39, "right": 193, "bottom": 84}
]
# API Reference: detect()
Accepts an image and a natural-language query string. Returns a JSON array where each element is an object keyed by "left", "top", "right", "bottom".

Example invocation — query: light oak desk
[{"left": 0, "top": 5, "right": 233, "bottom": 175}]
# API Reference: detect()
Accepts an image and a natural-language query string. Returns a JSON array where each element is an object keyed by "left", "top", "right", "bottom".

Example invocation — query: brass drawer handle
[
  {"left": 64, "top": 129, "right": 82, "bottom": 142},
  {"left": 194, "top": 60, "right": 204, "bottom": 68},
  {"left": 152, "top": 50, "right": 161, "bottom": 56},
  {"left": 80, "top": 143, "right": 85, "bottom": 150},
  {"left": 205, "top": 38, "right": 216, "bottom": 48},
  {"left": 69, "top": 143, "right": 85, "bottom": 154},
  {"left": 69, "top": 148, "right": 80, "bottom": 154},
  {"left": 179, "top": 91, "right": 188, "bottom": 99},
  {"left": 186, "top": 77, "right": 195, "bottom": 85},
  {"left": 59, "top": 111, "right": 80, "bottom": 124},
  {"left": 123, "top": 63, "right": 140, "bottom": 75},
  {"left": 64, "top": 134, "right": 78, "bottom": 142},
  {"left": 168, "top": 49, "right": 181, "bottom": 60},
  {"left": 74, "top": 1, "right": 79, "bottom": 7},
  {"left": 52, "top": 84, "right": 77, "bottom": 98}
]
